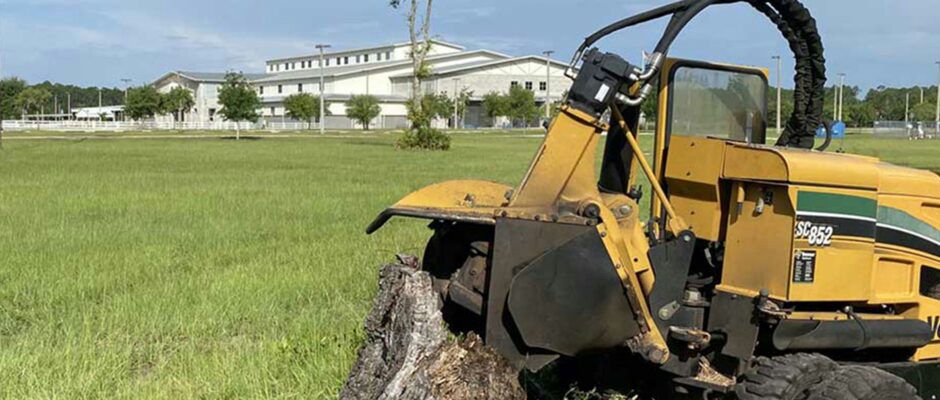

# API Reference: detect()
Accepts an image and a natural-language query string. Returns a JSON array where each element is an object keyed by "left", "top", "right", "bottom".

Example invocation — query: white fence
[
  {"left": 1, "top": 115, "right": 412, "bottom": 132},
  {"left": 0, "top": 120, "right": 310, "bottom": 132},
  {"left": 874, "top": 121, "right": 939, "bottom": 139}
]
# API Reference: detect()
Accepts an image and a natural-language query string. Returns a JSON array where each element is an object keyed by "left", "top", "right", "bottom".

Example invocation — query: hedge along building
[{"left": 152, "top": 40, "right": 570, "bottom": 129}]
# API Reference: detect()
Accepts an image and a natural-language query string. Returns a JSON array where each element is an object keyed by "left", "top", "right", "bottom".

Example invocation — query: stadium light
[
  {"left": 772, "top": 55, "right": 782, "bottom": 135},
  {"left": 315, "top": 44, "right": 331, "bottom": 135},
  {"left": 544, "top": 50, "right": 555, "bottom": 121}
]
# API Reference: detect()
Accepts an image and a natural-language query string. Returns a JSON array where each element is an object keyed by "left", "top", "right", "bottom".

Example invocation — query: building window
[
  {"left": 364, "top": 54, "right": 369, "bottom": 62},
  {"left": 344, "top": 57, "right": 349, "bottom": 65},
  {"left": 298, "top": 83, "right": 303, "bottom": 92},
  {"left": 284, "top": 63, "right": 289, "bottom": 70},
  {"left": 278, "top": 85, "right": 283, "bottom": 94},
  {"left": 356, "top": 55, "right": 361, "bottom": 63},
  {"left": 259, "top": 86, "right": 264, "bottom": 95},
  {"left": 376, "top": 53, "right": 382, "bottom": 61},
  {"left": 386, "top": 51, "right": 392, "bottom": 60},
  {"left": 292, "top": 62, "right": 297, "bottom": 69},
  {"left": 325, "top": 58, "right": 329, "bottom": 67},
  {"left": 510, "top": 81, "right": 519, "bottom": 89},
  {"left": 336, "top": 57, "right": 341, "bottom": 65},
  {"left": 275, "top": 64, "right": 280, "bottom": 72},
  {"left": 540, "top": 81, "right": 547, "bottom": 91},
  {"left": 271, "top": 107, "right": 275, "bottom": 116},
  {"left": 525, "top": 81, "right": 533, "bottom": 90}
]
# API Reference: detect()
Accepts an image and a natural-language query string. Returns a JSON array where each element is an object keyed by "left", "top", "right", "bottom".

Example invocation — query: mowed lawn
[{"left": 0, "top": 133, "right": 936, "bottom": 399}]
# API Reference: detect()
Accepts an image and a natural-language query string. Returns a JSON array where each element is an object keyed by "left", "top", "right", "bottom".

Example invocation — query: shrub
[{"left": 396, "top": 126, "right": 451, "bottom": 150}]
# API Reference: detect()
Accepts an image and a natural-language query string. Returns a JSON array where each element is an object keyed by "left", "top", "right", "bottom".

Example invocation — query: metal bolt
[
  {"left": 618, "top": 205, "right": 632, "bottom": 216},
  {"left": 648, "top": 346, "right": 669, "bottom": 364}
]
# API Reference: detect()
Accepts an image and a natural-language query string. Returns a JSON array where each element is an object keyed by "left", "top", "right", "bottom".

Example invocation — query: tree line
[
  {"left": 0, "top": 78, "right": 125, "bottom": 119},
  {"left": 764, "top": 85, "right": 937, "bottom": 128}
]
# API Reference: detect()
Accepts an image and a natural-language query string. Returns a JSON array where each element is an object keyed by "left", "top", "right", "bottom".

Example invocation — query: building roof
[
  {"left": 390, "top": 56, "right": 571, "bottom": 78},
  {"left": 253, "top": 50, "right": 511, "bottom": 84},
  {"left": 264, "top": 39, "right": 466, "bottom": 64},
  {"left": 153, "top": 71, "right": 267, "bottom": 85},
  {"left": 260, "top": 93, "right": 410, "bottom": 104}
]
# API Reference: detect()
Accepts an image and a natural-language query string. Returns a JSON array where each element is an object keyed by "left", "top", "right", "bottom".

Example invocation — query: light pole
[
  {"left": 935, "top": 62, "right": 939, "bottom": 132},
  {"left": 453, "top": 78, "right": 461, "bottom": 130},
  {"left": 315, "top": 44, "right": 331, "bottom": 135},
  {"left": 543, "top": 50, "right": 555, "bottom": 121},
  {"left": 832, "top": 83, "right": 838, "bottom": 121},
  {"left": 905, "top": 92, "right": 910, "bottom": 124},
  {"left": 837, "top": 73, "right": 845, "bottom": 122},
  {"left": 772, "top": 55, "right": 782, "bottom": 135},
  {"left": 121, "top": 78, "right": 132, "bottom": 121}
]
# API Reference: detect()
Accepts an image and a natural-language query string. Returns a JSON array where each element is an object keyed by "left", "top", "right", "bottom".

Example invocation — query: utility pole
[
  {"left": 453, "top": 78, "right": 461, "bottom": 130},
  {"left": 99, "top": 89, "right": 103, "bottom": 122},
  {"left": 315, "top": 44, "right": 331, "bottom": 135},
  {"left": 832, "top": 84, "right": 838, "bottom": 121},
  {"left": 936, "top": 62, "right": 940, "bottom": 132},
  {"left": 905, "top": 92, "right": 910, "bottom": 124},
  {"left": 837, "top": 73, "right": 845, "bottom": 122},
  {"left": 67, "top": 92, "right": 71, "bottom": 120},
  {"left": 54, "top": 94, "right": 59, "bottom": 121},
  {"left": 543, "top": 50, "right": 555, "bottom": 121},
  {"left": 121, "top": 78, "right": 132, "bottom": 122},
  {"left": 772, "top": 55, "right": 782, "bottom": 135}
]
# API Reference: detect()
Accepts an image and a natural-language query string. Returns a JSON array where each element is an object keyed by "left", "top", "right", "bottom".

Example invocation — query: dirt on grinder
[{"left": 341, "top": 260, "right": 525, "bottom": 400}]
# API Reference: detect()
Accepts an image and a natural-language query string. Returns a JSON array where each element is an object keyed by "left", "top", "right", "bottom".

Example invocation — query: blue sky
[{"left": 1, "top": 0, "right": 937, "bottom": 92}]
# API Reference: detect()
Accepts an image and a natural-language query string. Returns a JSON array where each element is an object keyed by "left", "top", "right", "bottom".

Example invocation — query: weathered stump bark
[{"left": 341, "top": 259, "right": 525, "bottom": 400}]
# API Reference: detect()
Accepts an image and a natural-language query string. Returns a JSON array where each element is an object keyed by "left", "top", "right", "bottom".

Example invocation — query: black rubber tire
[
  {"left": 735, "top": 353, "right": 839, "bottom": 400},
  {"left": 806, "top": 365, "right": 921, "bottom": 400}
]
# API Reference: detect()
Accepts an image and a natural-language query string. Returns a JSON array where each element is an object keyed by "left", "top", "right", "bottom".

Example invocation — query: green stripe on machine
[
  {"left": 797, "top": 191, "right": 877, "bottom": 219},
  {"left": 878, "top": 207, "right": 940, "bottom": 245}
]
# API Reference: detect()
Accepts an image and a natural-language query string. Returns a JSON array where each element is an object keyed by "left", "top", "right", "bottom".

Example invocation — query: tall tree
[
  {"left": 0, "top": 78, "right": 27, "bottom": 119},
  {"left": 912, "top": 102, "right": 936, "bottom": 122},
  {"left": 482, "top": 92, "right": 508, "bottom": 123},
  {"left": 15, "top": 87, "right": 52, "bottom": 117},
  {"left": 217, "top": 72, "right": 261, "bottom": 139},
  {"left": 506, "top": 86, "right": 540, "bottom": 128},
  {"left": 162, "top": 87, "right": 195, "bottom": 124},
  {"left": 389, "top": 0, "right": 434, "bottom": 128},
  {"left": 346, "top": 95, "right": 382, "bottom": 130},
  {"left": 283, "top": 93, "right": 326, "bottom": 129},
  {"left": 124, "top": 86, "right": 165, "bottom": 120}
]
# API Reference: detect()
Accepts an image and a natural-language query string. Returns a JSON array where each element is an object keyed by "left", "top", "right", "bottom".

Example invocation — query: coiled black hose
[{"left": 578, "top": 0, "right": 827, "bottom": 150}]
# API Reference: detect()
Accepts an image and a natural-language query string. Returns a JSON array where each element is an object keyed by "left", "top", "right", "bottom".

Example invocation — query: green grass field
[{"left": 0, "top": 133, "right": 937, "bottom": 399}]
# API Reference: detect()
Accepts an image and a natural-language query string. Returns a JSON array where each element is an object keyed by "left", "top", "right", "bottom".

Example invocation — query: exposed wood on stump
[{"left": 341, "top": 259, "right": 524, "bottom": 400}]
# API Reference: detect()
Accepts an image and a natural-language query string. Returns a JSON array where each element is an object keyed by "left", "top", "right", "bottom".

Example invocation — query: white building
[
  {"left": 152, "top": 71, "right": 266, "bottom": 123},
  {"left": 153, "top": 40, "right": 571, "bottom": 129}
]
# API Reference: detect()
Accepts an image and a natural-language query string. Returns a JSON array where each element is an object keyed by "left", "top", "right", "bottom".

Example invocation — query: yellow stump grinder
[{"left": 368, "top": 0, "right": 940, "bottom": 398}]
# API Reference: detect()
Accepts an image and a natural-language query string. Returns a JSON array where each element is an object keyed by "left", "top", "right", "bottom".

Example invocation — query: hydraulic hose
[{"left": 577, "top": 0, "right": 827, "bottom": 150}]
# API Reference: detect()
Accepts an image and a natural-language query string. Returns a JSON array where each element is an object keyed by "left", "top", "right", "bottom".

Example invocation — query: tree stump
[{"left": 341, "top": 259, "right": 525, "bottom": 400}]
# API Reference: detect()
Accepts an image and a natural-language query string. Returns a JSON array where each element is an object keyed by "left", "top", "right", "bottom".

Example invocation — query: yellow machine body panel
[{"left": 665, "top": 138, "right": 940, "bottom": 361}]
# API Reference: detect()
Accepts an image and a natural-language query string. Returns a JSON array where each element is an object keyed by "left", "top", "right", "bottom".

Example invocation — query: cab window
[{"left": 669, "top": 65, "right": 767, "bottom": 143}]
